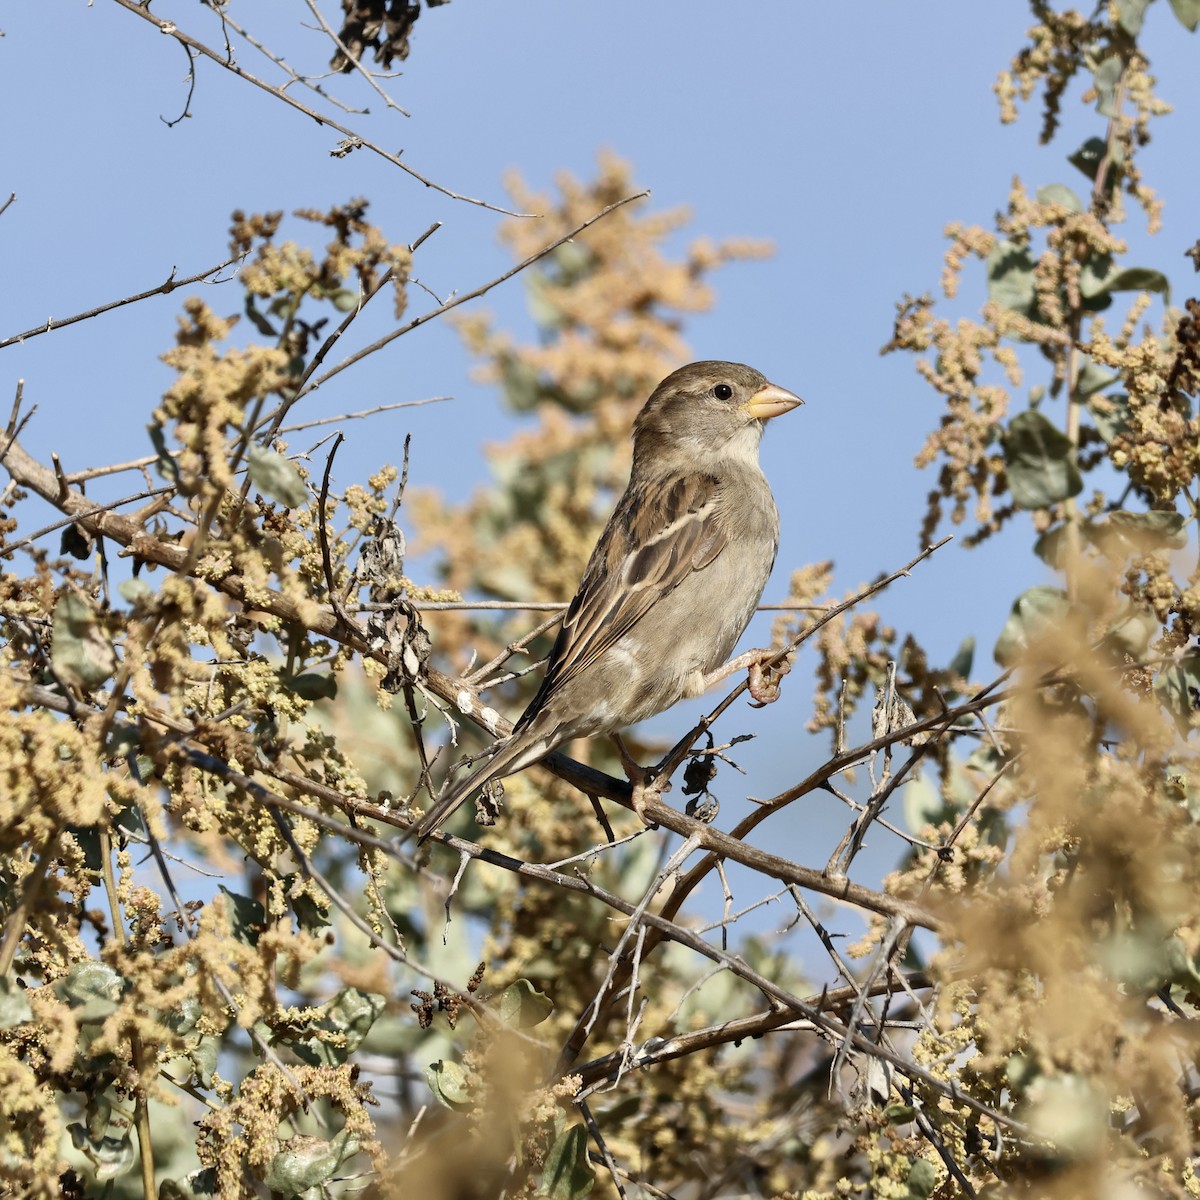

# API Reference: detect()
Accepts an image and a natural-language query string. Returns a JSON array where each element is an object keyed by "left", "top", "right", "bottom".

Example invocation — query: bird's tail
[{"left": 409, "top": 730, "right": 551, "bottom": 843}]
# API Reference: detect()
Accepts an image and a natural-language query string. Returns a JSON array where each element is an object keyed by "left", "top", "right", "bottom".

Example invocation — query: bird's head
[{"left": 632, "top": 360, "right": 803, "bottom": 474}]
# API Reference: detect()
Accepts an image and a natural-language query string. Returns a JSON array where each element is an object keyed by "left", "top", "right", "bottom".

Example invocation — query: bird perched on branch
[{"left": 413, "top": 360, "right": 803, "bottom": 841}]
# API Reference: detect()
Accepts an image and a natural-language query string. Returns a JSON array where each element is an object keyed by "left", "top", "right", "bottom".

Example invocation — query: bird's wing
[{"left": 519, "top": 472, "right": 725, "bottom": 721}]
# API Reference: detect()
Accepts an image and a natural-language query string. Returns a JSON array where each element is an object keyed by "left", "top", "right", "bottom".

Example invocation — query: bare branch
[
  {"left": 110, "top": 0, "right": 529, "bottom": 216},
  {"left": 0, "top": 253, "right": 242, "bottom": 349},
  {"left": 286, "top": 190, "right": 651, "bottom": 404}
]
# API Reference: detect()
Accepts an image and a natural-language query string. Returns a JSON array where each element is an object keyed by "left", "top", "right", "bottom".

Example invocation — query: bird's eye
[{"left": 713, "top": 383, "right": 733, "bottom": 401}]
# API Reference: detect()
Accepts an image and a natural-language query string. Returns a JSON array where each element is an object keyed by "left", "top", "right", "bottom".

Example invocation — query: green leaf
[
  {"left": 1097, "top": 928, "right": 1174, "bottom": 990},
  {"left": 1006, "top": 1054, "right": 1037, "bottom": 1088},
  {"left": 426, "top": 1059, "right": 474, "bottom": 1111},
  {"left": 995, "top": 586, "right": 1070, "bottom": 666},
  {"left": 1169, "top": 0, "right": 1200, "bottom": 30},
  {"left": 906, "top": 1157, "right": 939, "bottom": 1199},
  {"left": 550, "top": 240, "right": 594, "bottom": 283},
  {"left": 1080, "top": 254, "right": 1115, "bottom": 299},
  {"left": 330, "top": 288, "right": 360, "bottom": 313},
  {"left": 987, "top": 240, "right": 1037, "bottom": 315},
  {"left": 60, "top": 522, "right": 92, "bottom": 560},
  {"left": 1102, "top": 604, "right": 1159, "bottom": 661},
  {"left": 1086, "top": 392, "right": 1130, "bottom": 443},
  {"left": 247, "top": 445, "right": 308, "bottom": 509},
  {"left": 0, "top": 976, "right": 32, "bottom": 1029},
  {"left": 52, "top": 589, "right": 116, "bottom": 691},
  {"left": 148, "top": 421, "right": 181, "bottom": 484},
  {"left": 527, "top": 273, "right": 566, "bottom": 332},
  {"left": 294, "top": 988, "right": 386, "bottom": 1066},
  {"left": 1035, "top": 183, "right": 1084, "bottom": 213},
  {"left": 1154, "top": 654, "right": 1200, "bottom": 735},
  {"left": 118, "top": 577, "right": 154, "bottom": 606},
  {"left": 1081, "top": 257, "right": 1170, "bottom": 304},
  {"left": 903, "top": 776, "right": 948, "bottom": 834},
  {"left": 68, "top": 1122, "right": 136, "bottom": 1182},
  {"left": 1165, "top": 765, "right": 1200, "bottom": 820},
  {"left": 541, "top": 1123, "right": 595, "bottom": 1200},
  {"left": 947, "top": 635, "right": 975, "bottom": 682},
  {"left": 501, "top": 355, "right": 546, "bottom": 413},
  {"left": 498, "top": 978, "right": 554, "bottom": 1028},
  {"left": 159, "top": 1168, "right": 219, "bottom": 1200},
  {"left": 1074, "top": 357, "right": 1119, "bottom": 398},
  {"left": 219, "top": 886, "right": 266, "bottom": 946},
  {"left": 282, "top": 880, "right": 332, "bottom": 933},
  {"left": 1116, "top": 0, "right": 1152, "bottom": 34},
  {"left": 281, "top": 672, "right": 338, "bottom": 701},
  {"left": 1068, "top": 136, "right": 1107, "bottom": 181},
  {"left": 1092, "top": 56, "right": 1123, "bottom": 117},
  {"left": 54, "top": 961, "right": 124, "bottom": 1023},
  {"left": 885, "top": 1103, "right": 916, "bottom": 1125},
  {"left": 244, "top": 295, "right": 278, "bottom": 338},
  {"left": 1002, "top": 410, "right": 1083, "bottom": 509},
  {"left": 1164, "top": 935, "right": 1200, "bottom": 988},
  {"left": 1033, "top": 524, "right": 1072, "bottom": 568},
  {"left": 187, "top": 1035, "right": 220, "bottom": 1088},
  {"left": 1103, "top": 266, "right": 1171, "bottom": 304},
  {"left": 1103, "top": 510, "right": 1188, "bottom": 552},
  {"left": 264, "top": 1128, "right": 361, "bottom": 1197},
  {"left": 1024, "top": 1076, "right": 1107, "bottom": 1156}
]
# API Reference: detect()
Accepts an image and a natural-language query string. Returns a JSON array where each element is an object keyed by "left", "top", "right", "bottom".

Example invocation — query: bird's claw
[{"left": 748, "top": 653, "right": 790, "bottom": 707}]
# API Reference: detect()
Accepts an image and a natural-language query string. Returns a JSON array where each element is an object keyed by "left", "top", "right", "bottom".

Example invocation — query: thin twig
[
  {"left": 0, "top": 254, "right": 242, "bottom": 349},
  {"left": 302, "top": 0, "right": 411, "bottom": 115},
  {"left": 210, "top": 2, "right": 369, "bottom": 115},
  {"left": 110, "top": 0, "right": 527, "bottom": 216},
  {"left": 295, "top": 191, "right": 649, "bottom": 398},
  {"left": 277, "top": 394, "right": 451, "bottom": 434},
  {"left": 1, "top": 488, "right": 173, "bottom": 557}
]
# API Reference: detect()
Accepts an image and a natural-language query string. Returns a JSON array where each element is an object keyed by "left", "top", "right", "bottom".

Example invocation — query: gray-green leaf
[
  {"left": 1081, "top": 257, "right": 1170, "bottom": 304},
  {"left": 499, "top": 978, "right": 554, "bottom": 1028},
  {"left": 906, "top": 1157, "right": 939, "bottom": 1199},
  {"left": 1074, "top": 357, "right": 1119, "bottom": 398},
  {"left": 1068, "top": 137, "right": 1107, "bottom": 182},
  {"left": 1116, "top": 0, "right": 1152, "bottom": 34},
  {"left": 1169, "top": 0, "right": 1200, "bottom": 30},
  {"left": 995, "top": 586, "right": 1070, "bottom": 666},
  {"left": 541, "top": 1123, "right": 595, "bottom": 1200},
  {"left": 263, "top": 1128, "right": 360, "bottom": 1197},
  {"left": 1036, "top": 183, "right": 1084, "bottom": 213},
  {"left": 281, "top": 672, "right": 338, "bottom": 701},
  {"left": 55, "top": 961, "right": 124, "bottom": 1023},
  {"left": 247, "top": 445, "right": 308, "bottom": 509},
  {"left": 52, "top": 590, "right": 116, "bottom": 691},
  {"left": 219, "top": 886, "right": 266, "bottom": 946},
  {"left": 1104, "top": 510, "right": 1188, "bottom": 552},
  {"left": 1086, "top": 392, "right": 1130, "bottom": 444},
  {"left": 987, "top": 240, "right": 1037, "bottom": 316},
  {"left": 1092, "top": 56, "right": 1123, "bottom": 117},
  {"left": 426, "top": 1059, "right": 474, "bottom": 1111},
  {"left": 118, "top": 577, "right": 154, "bottom": 606},
  {"left": 0, "top": 976, "right": 33, "bottom": 1029},
  {"left": 1155, "top": 654, "right": 1200, "bottom": 736},
  {"left": 1003, "top": 410, "right": 1083, "bottom": 509}
]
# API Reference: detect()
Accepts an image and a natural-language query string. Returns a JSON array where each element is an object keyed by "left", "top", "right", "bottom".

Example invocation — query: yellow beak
[{"left": 744, "top": 382, "right": 804, "bottom": 421}]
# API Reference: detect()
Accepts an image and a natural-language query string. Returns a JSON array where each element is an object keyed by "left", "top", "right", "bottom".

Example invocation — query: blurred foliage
[{"left": 2, "top": 3, "right": 1200, "bottom": 1199}]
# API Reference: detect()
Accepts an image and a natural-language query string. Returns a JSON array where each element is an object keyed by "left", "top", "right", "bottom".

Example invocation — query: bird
[{"left": 412, "top": 360, "right": 803, "bottom": 841}]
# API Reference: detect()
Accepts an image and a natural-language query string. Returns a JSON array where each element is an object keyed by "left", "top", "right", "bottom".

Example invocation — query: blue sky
[{"left": 4, "top": 4, "right": 1199, "bottom": 901}]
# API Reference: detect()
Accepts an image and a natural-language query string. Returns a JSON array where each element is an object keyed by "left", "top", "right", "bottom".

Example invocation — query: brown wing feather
[{"left": 516, "top": 473, "right": 724, "bottom": 729}]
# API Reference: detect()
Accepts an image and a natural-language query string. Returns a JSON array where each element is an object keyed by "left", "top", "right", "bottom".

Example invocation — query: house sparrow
[{"left": 414, "top": 361, "right": 802, "bottom": 841}]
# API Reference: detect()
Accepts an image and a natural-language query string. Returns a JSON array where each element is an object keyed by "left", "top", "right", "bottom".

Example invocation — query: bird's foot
[
  {"left": 702, "top": 648, "right": 791, "bottom": 707},
  {"left": 747, "top": 651, "right": 791, "bottom": 706},
  {"left": 612, "top": 733, "right": 661, "bottom": 824}
]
